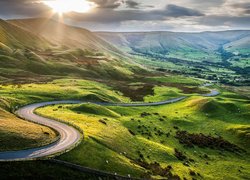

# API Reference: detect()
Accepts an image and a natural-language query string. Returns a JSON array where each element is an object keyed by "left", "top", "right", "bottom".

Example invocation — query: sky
[{"left": 0, "top": 0, "right": 249, "bottom": 32}]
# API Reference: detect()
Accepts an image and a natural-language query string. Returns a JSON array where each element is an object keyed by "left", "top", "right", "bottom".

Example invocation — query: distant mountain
[
  {"left": 224, "top": 35, "right": 250, "bottom": 53},
  {"left": 96, "top": 31, "right": 250, "bottom": 62},
  {"left": 8, "top": 18, "right": 122, "bottom": 55}
]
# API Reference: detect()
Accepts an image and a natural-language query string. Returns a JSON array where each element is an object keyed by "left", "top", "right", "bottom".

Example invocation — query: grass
[
  {"left": 0, "top": 108, "right": 57, "bottom": 151},
  {"left": 1, "top": 17, "right": 249, "bottom": 179},
  {"left": 147, "top": 75, "right": 203, "bottom": 86},
  {"left": 0, "top": 75, "right": 200, "bottom": 152},
  {"left": 0, "top": 161, "right": 104, "bottom": 180},
  {"left": 144, "top": 86, "right": 183, "bottom": 102},
  {"left": 0, "top": 75, "right": 249, "bottom": 179},
  {"left": 36, "top": 88, "right": 250, "bottom": 179},
  {"left": 0, "top": 78, "right": 130, "bottom": 151},
  {"left": 71, "top": 103, "right": 121, "bottom": 118},
  {"left": 167, "top": 50, "right": 221, "bottom": 63},
  {"left": 0, "top": 79, "right": 130, "bottom": 111}
]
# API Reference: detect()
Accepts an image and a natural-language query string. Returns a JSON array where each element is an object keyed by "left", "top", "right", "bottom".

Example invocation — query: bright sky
[{"left": 0, "top": 0, "right": 249, "bottom": 32}]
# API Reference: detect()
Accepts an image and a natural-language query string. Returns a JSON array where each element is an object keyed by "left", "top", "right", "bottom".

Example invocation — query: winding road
[
  {"left": 0, "top": 88, "right": 219, "bottom": 161},
  {"left": 0, "top": 101, "right": 82, "bottom": 161}
]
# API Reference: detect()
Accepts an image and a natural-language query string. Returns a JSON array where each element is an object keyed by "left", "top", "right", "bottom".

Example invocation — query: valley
[{"left": 97, "top": 31, "right": 250, "bottom": 86}]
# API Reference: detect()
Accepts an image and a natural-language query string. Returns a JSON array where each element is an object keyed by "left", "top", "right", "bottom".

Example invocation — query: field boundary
[{"left": 49, "top": 159, "right": 140, "bottom": 180}]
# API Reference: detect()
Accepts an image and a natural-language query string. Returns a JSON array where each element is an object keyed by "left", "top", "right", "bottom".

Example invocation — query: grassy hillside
[
  {"left": 0, "top": 107, "right": 57, "bottom": 151},
  {"left": 0, "top": 75, "right": 207, "bottom": 152},
  {"left": 8, "top": 18, "right": 122, "bottom": 55},
  {"left": 0, "top": 19, "right": 51, "bottom": 51},
  {"left": 37, "top": 87, "right": 250, "bottom": 179},
  {"left": 0, "top": 79, "right": 130, "bottom": 111},
  {"left": 0, "top": 74, "right": 249, "bottom": 179},
  {"left": 0, "top": 19, "right": 144, "bottom": 84},
  {"left": 0, "top": 161, "right": 103, "bottom": 179},
  {"left": 0, "top": 78, "right": 130, "bottom": 151}
]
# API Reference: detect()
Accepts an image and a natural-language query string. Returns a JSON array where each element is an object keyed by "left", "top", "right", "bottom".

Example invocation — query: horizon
[
  {"left": 3, "top": 17, "right": 250, "bottom": 33},
  {"left": 0, "top": 0, "right": 249, "bottom": 32}
]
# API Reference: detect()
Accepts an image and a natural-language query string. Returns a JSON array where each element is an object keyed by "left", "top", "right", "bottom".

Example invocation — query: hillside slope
[
  {"left": 0, "top": 19, "right": 51, "bottom": 51},
  {"left": 8, "top": 18, "right": 122, "bottom": 55},
  {"left": 0, "top": 19, "right": 140, "bottom": 84}
]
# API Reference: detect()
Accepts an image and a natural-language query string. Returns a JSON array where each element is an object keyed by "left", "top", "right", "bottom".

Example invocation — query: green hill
[
  {"left": 8, "top": 18, "right": 122, "bottom": 55},
  {"left": 0, "top": 19, "right": 51, "bottom": 51},
  {"left": 0, "top": 19, "right": 140, "bottom": 84}
]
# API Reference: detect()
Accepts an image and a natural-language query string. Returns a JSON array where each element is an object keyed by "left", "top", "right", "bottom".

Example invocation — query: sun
[{"left": 42, "top": 0, "right": 96, "bottom": 14}]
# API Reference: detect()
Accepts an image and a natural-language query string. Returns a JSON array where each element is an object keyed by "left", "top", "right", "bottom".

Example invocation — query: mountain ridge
[
  {"left": 95, "top": 29, "right": 250, "bottom": 34},
  {"left": 96, "top": 30, "right": 250, "bottom": 59}
]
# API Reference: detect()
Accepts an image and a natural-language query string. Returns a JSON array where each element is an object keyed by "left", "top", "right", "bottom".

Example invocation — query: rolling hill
[
  {"left": 0, "top": 18, "right": 140, "bottom": 84},
  {"left": 0, "top": 19, "right": 51, "bottom": 51},
  {"left": 8, "top": 18, "right": 122, "bottom": 55}
]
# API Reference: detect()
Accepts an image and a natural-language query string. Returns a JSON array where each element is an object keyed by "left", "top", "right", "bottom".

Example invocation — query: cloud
[
  {"left": 230, "top": 2, "right": 250, "bottom": 9},
  {"left": 0, "top": 0, "right": 249, "bottom": 31},
  {"left": 197, "top": 15, "right": 250, "bottom": 28},
  {"left": 229, "top": 2, "right": 250, "bottom": 15},
  {"left": 0, "top": 0, "right": 50, "bottom": 18},
  {"left": 68, "top": 4, "right": 204, "bottom": 23},
  {"left": 189, "top": 0, "right": 226, "bottom": 7},
  {"left": 244, "top": 9, "right": 250, "bottom": 14},
  {"left": 126, "top": 0, "right": 140, "bottom": 9},
  {"left": 164, "top": 4, "right": 204, "bottom": 17},
  {"left": 90, "top": 0, "right": 123, "bottom": 9}
]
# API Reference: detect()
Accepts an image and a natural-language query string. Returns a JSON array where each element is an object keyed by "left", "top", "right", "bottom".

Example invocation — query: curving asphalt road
[
  {"left": 202, "top": 89, "right": 220, "bottom": 97},
  {"left": 0, "top": 101, "right": 82, "bottom": 161},
  {"left": 0, "top": 87, "right": 219, "bottom": 161}
]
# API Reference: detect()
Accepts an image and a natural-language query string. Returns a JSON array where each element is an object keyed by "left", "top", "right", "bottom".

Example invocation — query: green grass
[
  {"left": 0, "top": 79, "right": 130, "bottom": 111},
  {"left": 231, "top": 58, "right": 250, "bottom": 68},
  {"left": 0, "top": 78, "right": 129, "bottom": 151},
  {"left": 0, "top": 76, "right": 249, "bottom": 178},
  {"left": 0, "top": 161, "right": 103, "bottom": 180},
  {"left": 0, "top": 108, "right": 57, "bottom": 151},
  {"left": 144, "top": 86, "right": 183, "bottom": 102},
  {"left": 167, "top": 50, "right": 221, "bottom": 63},
  {"left": 36, "top": 88, "right": 250, "bottom": 179},
  {"left": 147, "top": 75, "right": 204, "bottom": 86},
  {"left": 0, "top": 74, "right": 201, "bottom": 152},
  {"left": 71, "top": 103, "right": 121, "bottom": 118}
]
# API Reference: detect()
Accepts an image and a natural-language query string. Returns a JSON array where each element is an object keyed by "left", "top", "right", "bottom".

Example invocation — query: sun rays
[{"left": 42, "top": 0, "right": 96, "bottom": 15}]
